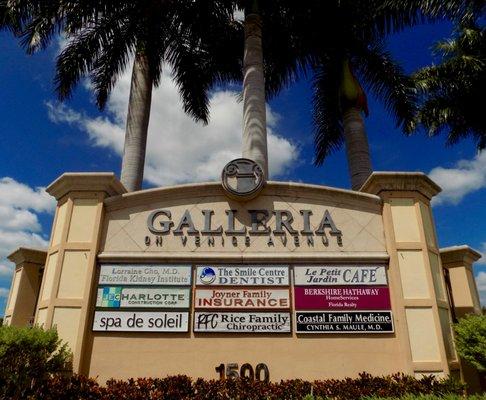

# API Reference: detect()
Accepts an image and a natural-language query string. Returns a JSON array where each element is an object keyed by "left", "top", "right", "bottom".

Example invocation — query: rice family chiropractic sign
[
  {"left": 294, "top": 265, "right": 393, "bottom": 333},
  {"left": 93, "top": 264, "right": 192, "bottom": 332},
  {"left": 194, "top": 265, "right": 291, "bottom": 333}
]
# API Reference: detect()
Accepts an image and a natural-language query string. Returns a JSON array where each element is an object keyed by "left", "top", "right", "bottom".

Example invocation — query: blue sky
[{"left": 0, "top": 19, "right": 485, "bottom": 314}]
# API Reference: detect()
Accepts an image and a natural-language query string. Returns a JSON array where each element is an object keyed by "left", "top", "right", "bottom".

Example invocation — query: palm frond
[{"left": 353, "top": 41, "right": 417, "bottom": 133}]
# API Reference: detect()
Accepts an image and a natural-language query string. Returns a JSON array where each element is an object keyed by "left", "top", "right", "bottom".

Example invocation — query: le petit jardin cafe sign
[{"left": 144, "top": 208, "right": 343, "bottom": 248}]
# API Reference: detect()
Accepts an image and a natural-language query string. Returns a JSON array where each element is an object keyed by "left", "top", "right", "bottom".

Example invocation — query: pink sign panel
[{"left": 294, "top": 286, "right": 391, "bottom": 310}]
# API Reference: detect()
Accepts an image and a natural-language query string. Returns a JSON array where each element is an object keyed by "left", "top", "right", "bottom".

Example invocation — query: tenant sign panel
[
  {"left": 196, "top": 265, "right": 289, "bottom": 286},
  {"left": 294, "top": 287, "right": 391, "bottom": 310},
  {"left": 96, "top": 287, "right": 191, "bottom": 308},
  {"left": 93, "top": 311, "right": 189, "bottom": 332},
  {"left": 295, "top": 311, "right": 394, "bottom": 333},
  {"left": 99, "top": 264, "right": 192, "bottom": 286},
  {"left": 194, "top": 312, "right": 291, "bottom": 333},
  {"left": 294, "top": 265, "right": 387, "bottom": 286},
  {"left": 195, "top": 288, "right": 290, "bottom": 309}
]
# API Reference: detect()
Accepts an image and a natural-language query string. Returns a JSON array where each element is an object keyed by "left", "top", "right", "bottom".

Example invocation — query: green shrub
[
  {"left": 454, "top": 313, "right": 486, "bottom": 372},
  {"left": 362, "top": 395, "right": 486, "bottom": 400},
  {"left": 30, "top": 372, "right": 464, "bottom": 400},
  {"left": 0, "top": 325, "right": 70, "bottom": 400}
]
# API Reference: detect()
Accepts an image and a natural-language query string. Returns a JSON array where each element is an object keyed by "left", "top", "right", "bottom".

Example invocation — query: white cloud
[
  {"left": 47, "top": 65, "right": 298, "bottom": 187},
  {"left": 477, "top": 242, "right": 486, "bottom": 266},
  {"left": 0, "top": 178, "right": 53, "bottom": 306},
  {"left": 0, "top": 177, "right": 55, "bottom": 213},
  {"left": 429, "top": 150, "right": 486, "bottom": 205},
  {"left": 0, "top": 264, "right": 12, "bottom": 277},
  {"left": 475, "top": 271, "right": 486, "bottom": 306}
]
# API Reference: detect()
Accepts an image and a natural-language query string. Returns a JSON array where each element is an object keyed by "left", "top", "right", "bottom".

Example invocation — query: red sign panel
[{"left": 294, "top": 286, "right": 391, "bottom": 310}]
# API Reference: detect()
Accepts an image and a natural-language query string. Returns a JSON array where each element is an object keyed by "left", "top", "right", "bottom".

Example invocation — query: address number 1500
[{"left": 215, "top": 363, "right": 270, "bottom": 383}]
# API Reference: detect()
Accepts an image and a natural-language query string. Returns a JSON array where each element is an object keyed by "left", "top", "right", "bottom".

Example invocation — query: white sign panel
[
  {"left": 195, "top": 288, "right": 290, "bottom": 309},
  {"left": 92, "top": 311, "right": 189, "bottom": 332},
  {"left": 96, "top": 287, "right": 190, "bottom": 308},
  {"left": 196, "top": 265, "right": 289, "bottom": 286},
  {"left": 99, "top": 264, "right": 192, "bottom": 286},
  {"left": 194, "top": 312, "right": 291, "bottom": 333},
  {"left": 294, "top": 265, "right": 387, "bottom": 286}
]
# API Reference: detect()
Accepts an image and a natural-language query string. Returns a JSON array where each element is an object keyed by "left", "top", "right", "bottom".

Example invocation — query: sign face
[
  {"left": 294, "top": 287, "right": 391, "bottom": 310},
  {"left": 294, "top": 265, "right": 387, "bottom": 286},
  {"left": 93, "top": 311, "right": 189, "bottom": 332},
  {"left": 195, "top": 288, "right": 290, "bottom": 309},
  {"left": 196, "top": 265, "right": 289, "bottom": 286},
  {"left": 99, "top": 264, "right": 192, "bottom": 286},
  {"left": 295, "top": 311, "right": 394, "bottom": 333},
  {"left": 96, "top": 287, "right": 191, "bottom": 308},
  {"left": 194, "top": 312, "right": 291, "bottom": 333}
]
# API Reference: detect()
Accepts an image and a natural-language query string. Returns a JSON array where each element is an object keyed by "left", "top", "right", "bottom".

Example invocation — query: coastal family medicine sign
[{"left": 91, "top": 264, "right": 392, "bottom": 334}]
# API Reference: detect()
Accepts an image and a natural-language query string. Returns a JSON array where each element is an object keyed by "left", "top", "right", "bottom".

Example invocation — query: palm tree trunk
[
  {"left": 242, "top": 11, "right": 269, "bottom": 179},
  {"left": 342, "top": 106, "right": 372, "bottom": 190},
  {"left": 120, "top": 51, "right": 153, "bottom": 192}
]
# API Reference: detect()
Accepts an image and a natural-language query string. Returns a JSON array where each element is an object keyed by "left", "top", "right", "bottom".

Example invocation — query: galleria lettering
[{"left": 147, "top": 209, "right": 341, "bottom": 235}]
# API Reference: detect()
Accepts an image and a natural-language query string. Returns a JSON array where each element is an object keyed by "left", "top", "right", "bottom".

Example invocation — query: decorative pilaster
[
  {"left": 361, "top": 172, "right": 456, "bottom": 378},
  {"left": 34, "top": 173, "right": 125, "bottom": 373},
  {"left": 4, "top": 247, "right": 46, "bottom": 326},
  {"left": 440, "top": 246, "right": 481, "bottom": 318}
]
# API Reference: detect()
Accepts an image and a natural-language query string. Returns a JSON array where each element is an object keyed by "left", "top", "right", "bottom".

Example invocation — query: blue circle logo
[{"left": 200, "top": 267, "right": 216, "bottom": 284}]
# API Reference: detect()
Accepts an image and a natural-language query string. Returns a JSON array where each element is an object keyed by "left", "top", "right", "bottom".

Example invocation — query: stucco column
[
  {"left": 440, "top": 246, "right": 483, "bottom": 392},
  {"left": 3, "top": 247, "right": 46, "bottom": 327},
  {"left": 34, "top": 173, "right": 126, "bottom": 373},
  {"left": 361, "top": 172, "right": 457, "bottom": 378},
  {"left": 440, "top": 246, "right": 481, "bottom": 318}
]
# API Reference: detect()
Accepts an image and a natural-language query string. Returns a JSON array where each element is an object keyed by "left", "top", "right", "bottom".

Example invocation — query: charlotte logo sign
[
  {"left": 99, "top": 264, "right": 192, "bottom": 286},
  {"left": 196, "top": 265, "right": 289, "bottom": 286},
  {"left": 294, "top": 265, "right": 387, "bottom": 286},
  {"left": 294, "top": 287, "right": 391, "bottom": 310},
  {"left": 194, "top": 312, "right": 291, "bottom": 333},
  {"left": 295, "top": 311, "right": 394, "bottom": 333},
  {"left": 96, "top": 287, "right": 191, "bottom": 308},
  {"left": 195, "top": 288, "right": 290, "bottom": 309},
  {"left": 93, "top": 311, "right": 189, "bottom": 332}
]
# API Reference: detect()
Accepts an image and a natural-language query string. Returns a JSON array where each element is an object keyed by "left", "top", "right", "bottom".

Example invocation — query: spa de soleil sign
[
  {"left": 144, "top": 208, "right": 343, "bottom": 248},
  {"left": 93, "top": 311, "right": 189, "bottom": 332}
]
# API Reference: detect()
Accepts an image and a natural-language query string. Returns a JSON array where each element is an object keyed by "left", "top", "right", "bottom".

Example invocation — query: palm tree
[
  {"left": 1, "top": 0, "right": 242, "bottom": 191},
  {"left": 240, "top": 1, "right": 268, "bottom": 178},
  {"left": 259, "top": 0, "right": 475, "bottom": 190},
  {"left": 412, "top": 22, "right": 486, "bottom": 150}
]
